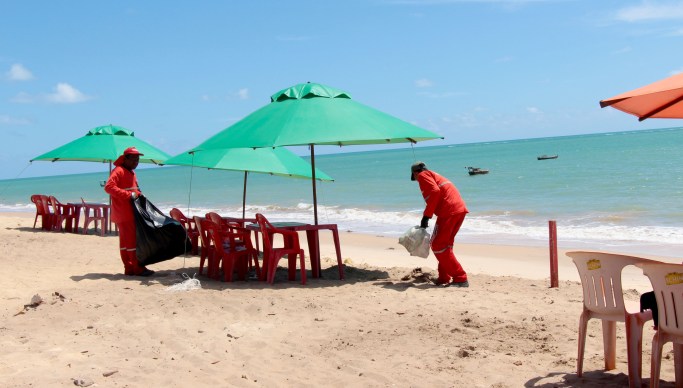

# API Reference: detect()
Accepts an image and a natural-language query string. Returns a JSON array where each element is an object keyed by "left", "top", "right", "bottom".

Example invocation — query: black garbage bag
[{"left": 132, "top": 196, "right": 192, "bottom": 266}]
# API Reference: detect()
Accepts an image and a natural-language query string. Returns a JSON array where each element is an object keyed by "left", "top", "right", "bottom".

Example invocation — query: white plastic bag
[
  {"left": 398, "top": 226, "right": 431, "bottom": 258},
  {"left": 165, "top": 273, "right": 201, "bottom": 292}
]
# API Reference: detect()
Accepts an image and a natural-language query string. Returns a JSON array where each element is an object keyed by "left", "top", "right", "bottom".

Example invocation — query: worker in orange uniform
[
  {"left": 411, "top": 161, "right": 469, "bottom": 288},
  {"left": 104, "top": 147, "right": 154, "bottom": 277}
]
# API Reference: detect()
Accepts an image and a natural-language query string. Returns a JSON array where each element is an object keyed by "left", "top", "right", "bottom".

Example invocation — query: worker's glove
[
  {"left": 420, "top": 216, "right": 430, "bottom": 229},
  {"left": 131, "top": 192, "right": 137, "bottom": 199}
]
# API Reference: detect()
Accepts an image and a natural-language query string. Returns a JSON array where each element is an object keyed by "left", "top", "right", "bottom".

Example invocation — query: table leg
[
  {"left": 306, "top": 230, "right": 321, "bottom": 278},
  {"left": 331, "top": 228, "right": 344, "bottom": 280}
]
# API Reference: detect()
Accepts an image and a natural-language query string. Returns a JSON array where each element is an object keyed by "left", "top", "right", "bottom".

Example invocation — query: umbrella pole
[
  {"left": 310, "top": 144, "right": 318, "bottom": 225},
  {"left": 242, "top": 171, "right": 248, "bottom": 219},
  {"left": 108, "top": 161, "right": 112, "bottom": 234}
]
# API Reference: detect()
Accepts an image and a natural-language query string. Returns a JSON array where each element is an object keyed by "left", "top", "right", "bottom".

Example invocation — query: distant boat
[
  {"left": 537, "top": 154, "right": 558, "bottom": 160},
  {"left": 466, "top": 166, "right": 489, "bottom": 175}
]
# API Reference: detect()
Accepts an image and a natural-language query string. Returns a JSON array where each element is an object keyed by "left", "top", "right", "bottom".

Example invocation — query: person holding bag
[
  {"left": 411, "top": 161, "right": 469, "bottom": 288},
  {"left": 104, "top": 147, "right": 154, "bottom": 277}
]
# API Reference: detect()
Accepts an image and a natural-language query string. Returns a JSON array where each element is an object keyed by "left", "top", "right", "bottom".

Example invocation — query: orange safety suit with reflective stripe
[
  {"left": 416, "top": 170, "right": 469, "bottom": 284},
  {"left": 104, "top": 166, "right": 144, "bottom": 275}
]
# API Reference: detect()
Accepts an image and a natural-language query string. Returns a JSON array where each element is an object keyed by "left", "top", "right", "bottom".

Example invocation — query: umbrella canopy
[
  {"left": 31, "top": 125, "right": 171, "bottom": 164},
  {"left": 193, "top": 83, "right": 442, "bottom": 150},
  {"left": 190, "top": 82, "right": 443, "bottom": 224},
  {"left": 600, "top": 72, "right": 683, "bottom": 121},
  {"left": 163, "top": 147, "right": 334, "bottom": 218},
  {"left": 164, "top": 147, "right": 333, "bottom": 181}
]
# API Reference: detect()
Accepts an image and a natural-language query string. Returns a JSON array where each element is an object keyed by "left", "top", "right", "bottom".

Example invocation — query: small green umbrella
[
  {"left": 31, "top": 125, "right": 171, "bottom": 165},
  {"left": 31, "top": 124, "right": 171, "bottom": 231},
  {"left": 164, "top": 147, "right": 333, "bottom": 218},
  {"left": 191, "top": 82, "right": 443, "bottom": 224}
]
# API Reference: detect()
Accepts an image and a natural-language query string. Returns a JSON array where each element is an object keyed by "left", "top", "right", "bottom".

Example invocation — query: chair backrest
[
  {"left": 567, "top": 251, "right": 660, "bottom": 319},
  {"left": 255, "top": 213, "right": 274, "bottom": 247},
  {"left": 41, "top": 194, "right": 55, "bottom": 215},
  {"left": 203, "top": 218, "right": 224, "bottom": 250},
  {"left": 642, "top": 263, "right": 683, "bottom": 337},
  {"left": 170, "top": 208, "right": 184, "bottom": 222},
  {"left": 206, "top": 212, "right": 223, "bottom": 227},
  {"left": 31, "top": 194, "right": 50, "bottom": 215},
  {"left": 193, "top": 216, "right": 211, "bottom": 249}
]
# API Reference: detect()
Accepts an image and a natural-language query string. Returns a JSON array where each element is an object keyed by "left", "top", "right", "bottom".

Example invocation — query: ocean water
[{"left": 3, "top": 127, "right": 683, "bottom": 257}]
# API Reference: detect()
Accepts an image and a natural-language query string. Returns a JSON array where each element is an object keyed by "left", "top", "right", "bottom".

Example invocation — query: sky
[{"left": 2, "top": 0, "right": 683, "bottom": 180}]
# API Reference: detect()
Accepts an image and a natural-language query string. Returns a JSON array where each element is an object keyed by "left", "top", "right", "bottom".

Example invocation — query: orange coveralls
[
  {"left": 104, "top": 166, "right": 144, "bottom": 275},
  {"left": 416, "top": 170, "right": 469, "bottom": 284}
]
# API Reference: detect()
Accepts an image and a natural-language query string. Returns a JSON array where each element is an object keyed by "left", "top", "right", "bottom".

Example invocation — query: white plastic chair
[
  {"left": 567, "top": 251, "right": 658, "bottom": 388},
  {"left": 641, "top": 262, "right": 683, "bottom": 388}
]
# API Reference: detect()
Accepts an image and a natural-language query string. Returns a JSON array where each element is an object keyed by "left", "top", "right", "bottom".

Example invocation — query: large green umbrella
[
  {"left": 163, "top": 147, "right": 333, "bottom": 218},
  {"left": 191, "top": 82, "right": 443, "bottom": 224}
]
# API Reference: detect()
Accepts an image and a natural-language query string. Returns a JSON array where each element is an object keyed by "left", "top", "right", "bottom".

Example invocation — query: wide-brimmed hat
[
  {"left": 410, "top": 161, "right": 426, "bottom": 181},
  {"left": 114, "top": 146, "right": 145, "bottom": 166}
]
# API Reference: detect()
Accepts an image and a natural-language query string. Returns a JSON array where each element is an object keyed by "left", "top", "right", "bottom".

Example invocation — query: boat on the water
[
  {"left": 537, "top": 154, "right": 558, "bottom": 160},
  {"left": 466, "top": 166, "right": 489, "bottom": 175}
]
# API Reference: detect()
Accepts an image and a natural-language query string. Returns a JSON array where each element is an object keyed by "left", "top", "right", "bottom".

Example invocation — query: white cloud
[
  {"left": 45, "top": 83, "right": 91, "bottom": 104},
  {"left": 415, "top": 78, "right": 433, "bottom": 88},
  {"left": 10, "top": 83, "right": 91, "bottom": 104},
  {"left": 6, "top": 64, "right": 34, "bottom": 81},
  {"left": 0, "top": 115, "right": 30, "bottom": 125},
  {"left": 236, "top": 88, "right": 249, "bottom": 100},
  {"left": 670, "top": 68, "right": 683, "bottom": 75},
  {"left": 615, "top": 2, "right": 683, "bottom": 22},
  {"left": 527, "top": 106, "right": 542, "bottom": 114}
]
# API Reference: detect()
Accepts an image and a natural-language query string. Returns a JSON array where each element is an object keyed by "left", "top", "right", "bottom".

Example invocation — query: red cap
[
  {"left": 114, "top": 147, "right": 144, "bottom": 166},
  {"left": 123, "top": 146, "right": 144, "bottom": 156}
]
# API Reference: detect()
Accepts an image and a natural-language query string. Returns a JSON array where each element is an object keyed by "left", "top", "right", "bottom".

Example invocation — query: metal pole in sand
[{"left": 549, "top": 220, "right": 558, "bottom": 288}]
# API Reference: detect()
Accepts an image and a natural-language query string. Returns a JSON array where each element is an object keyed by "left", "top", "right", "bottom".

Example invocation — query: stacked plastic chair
[
  {"left": 567, "top": 251, "right": 657, "bottom": 388},
  {"left": 641, "top": 262, "right": 683, "bottom": 388},
  {"left": 256, "top": 213, "right": 306, "bottom": 285}
]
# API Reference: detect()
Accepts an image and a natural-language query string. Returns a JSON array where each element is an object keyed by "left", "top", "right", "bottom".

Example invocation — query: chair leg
[
  {"left": 577, "top": 312, "right": 589, "bottom": 376},
  {"left": 602, "top": 320, "right": 617, "bottom": 371},
  {"left": 625, "top": 312, "right": 650, "bottom": 388},
  {"left": 651, "top": 332, "right": 664, "bottom": 388},
  {"left": 222, "top": 254, "right": 235, "bottom": 282},
  {"left": 299, "top": 249, "right": 306, "bottom": 285},
  {"left": 199, "top": 251, "right": 206, "bottom": 275},
  {"left": 674, "top": 343, "right": 683, "bottom": 388}
]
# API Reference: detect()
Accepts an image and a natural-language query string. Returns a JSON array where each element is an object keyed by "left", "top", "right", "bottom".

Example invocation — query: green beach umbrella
[
  {"left": 31, "top": 124, "right": 172, "bottom": 232},
  {"left": 163, "top": 147, "right": 333, "bottom": 218},
  {"left": 192, "top": 82, "right": 443, "bottom": 224},
  {"left": 31, "top": 125, "right": 171, "bottom": 165}
]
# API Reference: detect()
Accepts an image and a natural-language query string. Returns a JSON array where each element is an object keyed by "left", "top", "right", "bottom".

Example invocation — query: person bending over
[{"left": 411, "top": 161, "right": 469, "bottom": 288}]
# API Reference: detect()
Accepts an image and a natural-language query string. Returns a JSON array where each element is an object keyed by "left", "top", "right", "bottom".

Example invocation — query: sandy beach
[{"left": 1, "top": 212, "right": 682, "bottom": 387}]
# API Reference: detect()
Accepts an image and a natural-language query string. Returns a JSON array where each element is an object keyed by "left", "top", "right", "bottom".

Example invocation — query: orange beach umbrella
[{"left": 600, "top": 72, "right": 683, "bottom": 121}]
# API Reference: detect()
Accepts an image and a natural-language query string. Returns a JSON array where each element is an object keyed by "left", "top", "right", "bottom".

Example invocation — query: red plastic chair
[
  {"left": 206, "top": 212, "right": 261, "bottom": 278},
  {"left": 170, "top": 208, "right": 199, "bottom": 254},
  {"left": 195, "top": 217, "right": 219, "bottom": 279},
  {"left": 255, "top": 213, "right": 306, "bottom": 285},
  {"left": 30, "top": 194, "right": 53, "bottom": 230},
  {"left": 49, "top": 196, "right": 76, "bottom": 232},
  {"left": 81, "top": 198, "right": 107, "bottom": 236},
  {"left": 204, "top": 219, "right": 257, "bottom": 282}
]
